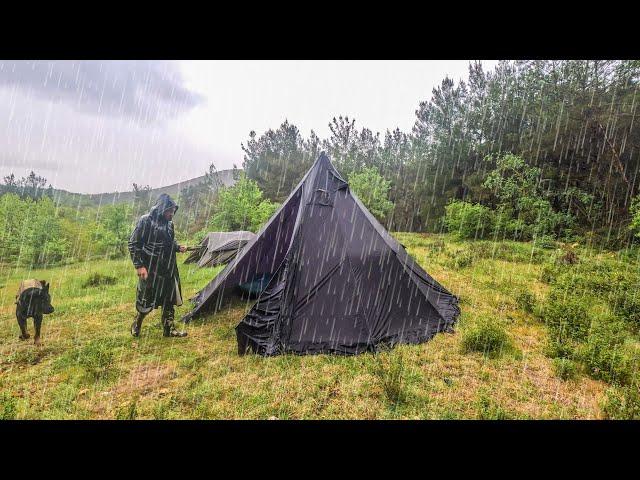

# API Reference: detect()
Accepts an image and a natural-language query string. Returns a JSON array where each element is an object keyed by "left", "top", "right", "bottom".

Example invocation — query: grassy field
[{"left": 1, "top": 233, "right": 638, "bottom": 419}]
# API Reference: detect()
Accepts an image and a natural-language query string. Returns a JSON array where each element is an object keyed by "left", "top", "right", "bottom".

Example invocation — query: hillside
[
  {"left": 2, "top": 233, "right": 637, "bottom": 419},
  {"left": 47, "top": 169, "right": 238, "bottom": 207}
]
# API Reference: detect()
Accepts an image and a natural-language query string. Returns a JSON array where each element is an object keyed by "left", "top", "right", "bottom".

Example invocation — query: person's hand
[
  {"left": 136, "top": 267, "right": 148, "bottom": 280},
  {"left": 179, "top": 245, "right": 187, "bottom": 253}
]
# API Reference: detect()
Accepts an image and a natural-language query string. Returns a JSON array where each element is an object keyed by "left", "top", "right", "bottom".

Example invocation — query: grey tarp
[
  {"left": 182, "top": 153, "right": 460, "bottom": 356},
  {"left": 184, "top": 231, "right": 256, "bottom": 268}
]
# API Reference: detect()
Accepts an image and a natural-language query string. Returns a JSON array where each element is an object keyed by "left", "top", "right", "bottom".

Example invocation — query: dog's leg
[
  {"left": 33, "top": 314, "right": 43, "bottom": 346},
  {"left": 17, "top": 312, "right": 30, "bottom": 340}
]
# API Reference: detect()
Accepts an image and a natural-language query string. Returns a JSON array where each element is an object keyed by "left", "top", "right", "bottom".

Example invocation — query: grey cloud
[
  {"left": 1, "top": 151, "right": 61, "bottom": 173},
  {"left": 0, "top": 60, "right": 205, "bottom": 124}
]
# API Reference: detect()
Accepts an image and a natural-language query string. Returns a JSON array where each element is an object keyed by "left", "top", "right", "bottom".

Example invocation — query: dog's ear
[{"left": 42, "top": 281, "right": 49, "bottom": 290}]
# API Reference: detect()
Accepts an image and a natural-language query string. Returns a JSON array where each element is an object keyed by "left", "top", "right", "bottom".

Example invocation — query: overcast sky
[{"left": 0, "top": 60, "right": 499, "bottom": 194}]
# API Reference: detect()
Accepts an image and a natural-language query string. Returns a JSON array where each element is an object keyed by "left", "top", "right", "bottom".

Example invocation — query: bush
[
  {"left": 539, "top": 263, "right": 560, "bottom": 284},
  {"left": 208, "top": 173, "right": 279, "bottom": 233},
  {"left": 0, "top": 193, "right": 70, "bottom": 266},
  {"left": 516, "top": 290, "right": 536, "bottom": 314},
  {"left": 610, "top": 290, "right": 640, "bottom": 330},
  {"left": 555, "top": 246, "right": 579, "bottom": 265},
  {"left": 535, "top": 234, "right": 558, "bottom": 249},
  {"left": 444, "top": 201, "right": 494, "bottom": 240},
  {"left": 576, "top": 319, "right": 634, "bottom": 385},
  {"left": 93, "top": 204, "right": 134, "bottom": 258},
  {"left": 629, "top": 194, "right": 640, "bottom": 239},
  {"left": 483, "top": 153, "right": 574, "bottom": 240},
  {"left": 446, "top": 249, "right": 474, "bottom": 269},
  {"left": 603, "top": 385, "right": 640, "bottom": 419},
  {"left": 542, "top": 296, "right": 591, "bottom": 345},
  {"left": 461, "top": 320, "right": 512, "bottom": 358},
  {"left": 82, "top": 273, "right": 118, "bottom": 288},
  {"left": 553, "top": 272, "right": 605, "bottom": 297},
  {"left": 492, "top": 208, "right": 529, "bottom": 240},
  {"left": 544, "top": 336, "right": 577, "bottom": 360},
  {"left": 552, "top": 358, "right": 579, "bottom": 381}
]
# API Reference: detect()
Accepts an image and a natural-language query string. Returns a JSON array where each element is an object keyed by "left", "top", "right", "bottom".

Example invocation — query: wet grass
[{"left": 0, "top": 234, "right": 636, "bottom": 419}]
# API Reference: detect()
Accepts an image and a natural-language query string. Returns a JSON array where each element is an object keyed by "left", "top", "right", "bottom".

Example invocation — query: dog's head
[{"left": 39, "top": 280, "right": 55, "bottom": 314}]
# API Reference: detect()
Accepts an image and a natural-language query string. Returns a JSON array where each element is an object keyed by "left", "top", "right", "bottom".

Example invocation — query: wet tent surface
[
  {"left": 184, "top": 231, "right": 256, "bottom": 268},
  {"left": 184, "top": 154, "right": 460, "bottom": 355}
]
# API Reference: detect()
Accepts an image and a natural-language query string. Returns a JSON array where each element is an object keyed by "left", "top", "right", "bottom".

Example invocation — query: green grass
[{"left": 0, "top": 233, "right": 637, "bottom": 419}]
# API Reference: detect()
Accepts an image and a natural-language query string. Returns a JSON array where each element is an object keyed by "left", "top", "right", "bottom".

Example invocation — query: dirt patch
[{"left": 112, "top": 363, "right": 175, "bottom": 399}]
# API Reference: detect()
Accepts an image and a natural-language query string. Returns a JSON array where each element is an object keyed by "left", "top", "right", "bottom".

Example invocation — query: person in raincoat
[{"left": 128, "top": 193, "right": 188, "bottom": 338}]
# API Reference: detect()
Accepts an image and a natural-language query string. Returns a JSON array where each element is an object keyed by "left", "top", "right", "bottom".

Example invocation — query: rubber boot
[
  {"left": 131, "top": 312, "right": 146, "bottom": 337},
  {"left": 162, "top": 306, "right": 187, "bottom": 338}
]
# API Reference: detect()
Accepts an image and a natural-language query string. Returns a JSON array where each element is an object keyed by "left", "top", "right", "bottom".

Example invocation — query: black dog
[{"left": 16, "top": 279, "right": 55, "bottom": 345}]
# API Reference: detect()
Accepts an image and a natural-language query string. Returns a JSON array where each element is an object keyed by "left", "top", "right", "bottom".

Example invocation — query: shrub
[
  {"left": 83, "top": 273, "right": 118, "bottom": 288},
  {"left": 552, "top": 358, "right": 579, "bottom": 381},
  {"left": 616, "top": 246, "right": 640, "bottom": 264},
  {"left": 629, "top": 194, "right": 640, "bottom": 239},
  {"left": 461, "top": 320, "right": 512, "bottom": 358},
  {"left": 553, "top": 273, "right": 601, "bottom": 297},
  {"left": 0, "top": 193, "right": 70, "bottom": 266},
  {"left": 610, "top": 290, "right": 640, "bottom": 330},
  {"left": 544, "top": 336, "right": 577, "bottom": 360},
  {"left": 208, "top": 173, "right": 279, "bottom": 233},
  {"left": 446, "top": 249, "right": 474, "bottom": 269},
  {"left": 539, "top": 263, "right": 560, "bottom": 284},
  {"left": 576, "top": 319, "right": 634, "bottom": 385},
  {"left": 535, "top": 234, "right": 557, "bottom": 249},
  {"left": 492, "top": 208, "right": 529, "bottom": 240},
  {"left": 603, "top": 385, "right": 640, "bottom": 419},
  {"left": 516, "top": 290, "right": 536, "bottom": 314},
  {"left": 444, "top": 201, "right": 494, "bottom": 240},
  {"left": 483, "top": 153, "right": 575, "bottom": 240},
  {"left": 555, "top": 246, "right": 579, "bottom": 265},
  {"left": 542, "top": 296, "right": 591, "bottom": 345},
  {"left": 94, "top": 203, "right": 134, "bottom": 258}
]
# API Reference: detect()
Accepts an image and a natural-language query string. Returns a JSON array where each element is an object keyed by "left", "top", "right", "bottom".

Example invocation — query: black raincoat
[{"left": 128, "top": 194, "right": 183, "bottom": 314}]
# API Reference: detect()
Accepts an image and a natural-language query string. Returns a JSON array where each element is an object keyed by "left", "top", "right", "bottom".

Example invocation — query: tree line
[{"left": 241, "top": 60, "right": 640, "bottom": 247}]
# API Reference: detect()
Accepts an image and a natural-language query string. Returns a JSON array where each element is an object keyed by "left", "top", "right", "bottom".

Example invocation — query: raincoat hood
[{"left": 149, "top": 193, "right": 179, "bottom": 221}]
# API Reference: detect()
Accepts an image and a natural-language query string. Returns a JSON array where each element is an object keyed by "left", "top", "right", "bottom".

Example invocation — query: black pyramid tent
[
  {"left": 184, "top": 231, "right": 256, "bottom": 268},
  {"left": 182, "top": 153, "right": 460, "bottom": 355}
]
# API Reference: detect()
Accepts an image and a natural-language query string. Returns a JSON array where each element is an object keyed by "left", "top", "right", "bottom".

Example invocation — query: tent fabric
[
  {"left": 184, "top": 231, "right": 256, "bottom": 268},
  {"left": 182, "top": 153, "right": 460, "bottom": 356}
]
